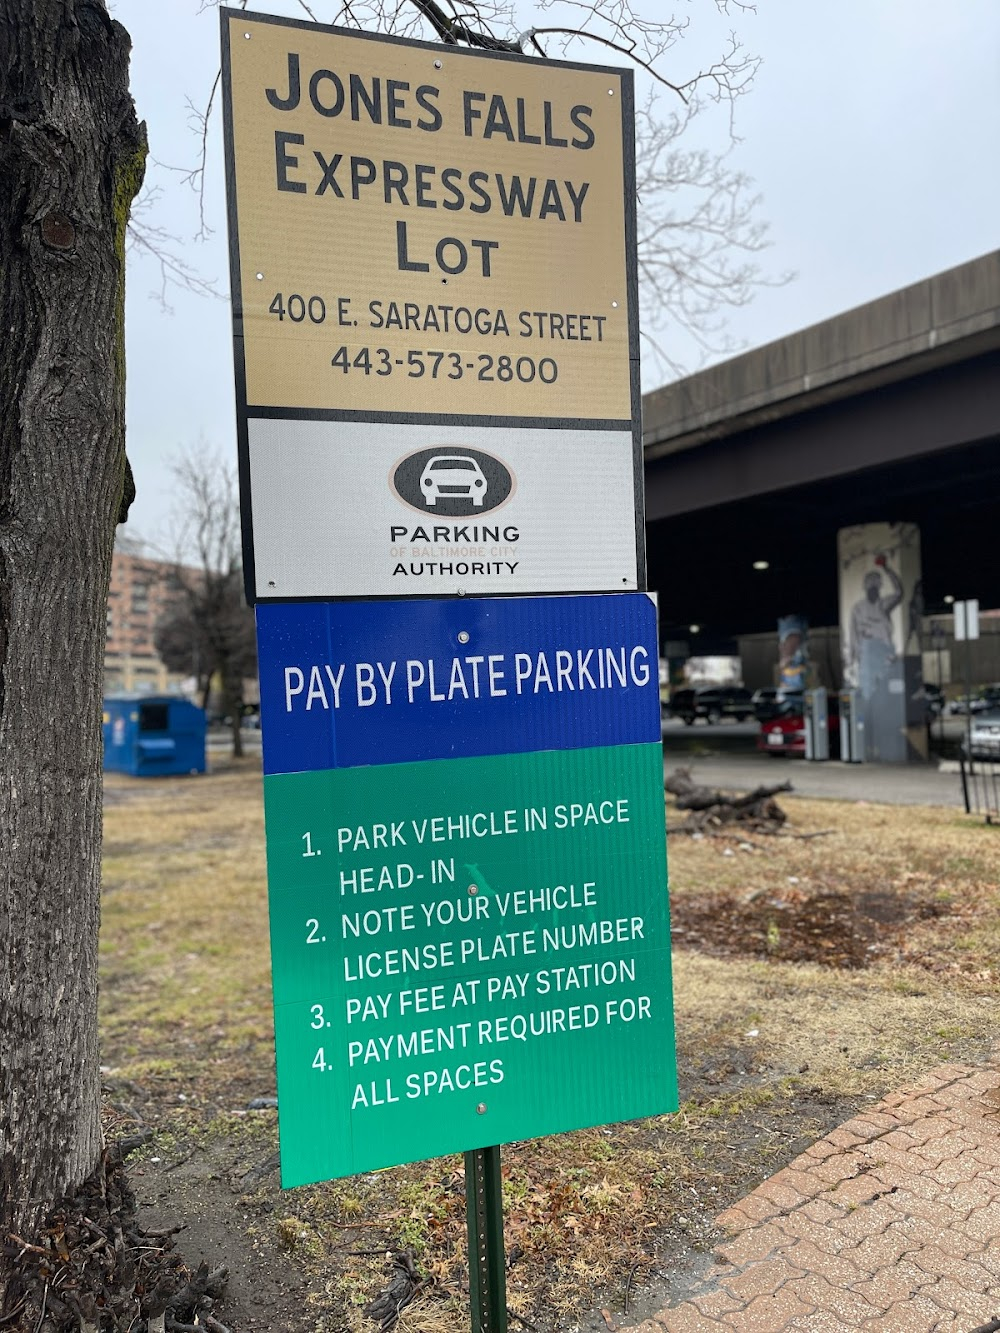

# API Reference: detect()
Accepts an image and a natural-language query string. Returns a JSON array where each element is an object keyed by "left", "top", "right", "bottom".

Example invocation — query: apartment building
[{"left": 104, "top": 543, "right": 186, "bottom": 694}]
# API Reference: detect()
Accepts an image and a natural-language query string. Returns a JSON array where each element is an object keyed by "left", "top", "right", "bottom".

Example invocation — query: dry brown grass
[
  {"left": 99, "top": 763, "right": 1000, "bottom": 1333},
  {"left": 101, "top": 762, "right": 273, "bottom": 1097}
]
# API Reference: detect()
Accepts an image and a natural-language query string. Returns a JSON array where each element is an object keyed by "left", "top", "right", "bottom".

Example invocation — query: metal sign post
[{"left": 465, "top": 1146, "right": 507, "bottom": 1333}]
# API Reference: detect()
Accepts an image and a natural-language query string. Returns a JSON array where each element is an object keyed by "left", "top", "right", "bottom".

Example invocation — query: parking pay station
[
  {"left": 839, "top": 689, "right": 864, "bottom": 763},
  {"left": 804, "top": 687, "right": 829, "bottom": 762}
]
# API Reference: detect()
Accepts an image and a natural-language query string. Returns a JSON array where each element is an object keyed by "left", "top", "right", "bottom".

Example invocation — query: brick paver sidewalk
[{"left": 630, "top": 1063, "right": 1000, "bottom": 1333}]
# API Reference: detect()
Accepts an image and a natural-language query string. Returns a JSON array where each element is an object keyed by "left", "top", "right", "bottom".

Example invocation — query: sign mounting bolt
[
  {"left": 468, "top": 884, "right": 478, "bottom": 895},
  {"left": 458, "top": 630, "right": 470, "bottom": 644},
  {"left": 476, "top": 1103, "right": 487, "bottom": 1114}
]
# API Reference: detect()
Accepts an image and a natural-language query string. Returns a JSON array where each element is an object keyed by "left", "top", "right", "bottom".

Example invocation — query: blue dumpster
[{"left": 102, "top": 694, "right": 206, "bottom": 776}]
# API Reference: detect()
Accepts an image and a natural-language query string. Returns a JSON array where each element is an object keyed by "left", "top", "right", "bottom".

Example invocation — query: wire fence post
[
  {"left": 965, "top": 635, "right": 973, "bottom": 766},
  {"left": 959, "top": 754, "right": 971, "bottom": 814},
  {"left": 465, "top": 1145, "right": 507, "bottom": 1333}
]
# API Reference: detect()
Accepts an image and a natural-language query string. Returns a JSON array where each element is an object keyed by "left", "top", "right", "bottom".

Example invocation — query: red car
[{"left": 757, "top": 694, "right": 841, "bottom": 757}]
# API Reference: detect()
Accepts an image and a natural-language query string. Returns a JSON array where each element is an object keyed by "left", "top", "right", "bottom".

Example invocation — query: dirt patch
[
  {"left": 129, "top": 1124, "right": 315, "bottom": 1331},
  {"left": 671, "top": 884, "right": 947, "bottom": 968}
]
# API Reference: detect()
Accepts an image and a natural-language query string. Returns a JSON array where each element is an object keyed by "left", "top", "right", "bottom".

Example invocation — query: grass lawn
[{"left": 99, "top": 758, "right": 1000, "bottom": 1332}]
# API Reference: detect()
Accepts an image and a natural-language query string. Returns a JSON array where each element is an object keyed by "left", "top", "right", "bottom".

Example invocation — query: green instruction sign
[{"left": 264, "top": 743, "right": 674, "bottom": 1186}]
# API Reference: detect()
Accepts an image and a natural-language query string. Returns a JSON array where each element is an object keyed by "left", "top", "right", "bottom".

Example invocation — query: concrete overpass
[{"left": 642, "top": 252, "right": 1000, "bottom": 652}]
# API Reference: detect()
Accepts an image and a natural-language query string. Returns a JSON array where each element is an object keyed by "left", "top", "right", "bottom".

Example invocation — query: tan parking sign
[{"left": 221, "top": 11, "right": 635, "bottom": 421}]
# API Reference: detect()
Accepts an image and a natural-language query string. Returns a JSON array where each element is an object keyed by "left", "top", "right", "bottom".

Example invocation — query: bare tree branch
[
  {"left": 526, "top": 26, "right": 690, "bottom": 97},
  {"left": 136, "top": 0, "right": 785, "bottom": 371},
  {"left": 631, "top": 92, "right": 793, "bottom": 378},
  {"left": 126, "top": 187, "right": 223, "bottom": 309},
  {"left": 156, "top": 450, "right": 256, "bottom": 756},
  {"left": 409, "top": 0, "right": 522, "bottom": 48}
]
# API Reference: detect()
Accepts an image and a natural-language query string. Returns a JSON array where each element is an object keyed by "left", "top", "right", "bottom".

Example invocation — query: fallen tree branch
[
  {"left": 675, "top": 780, "right": 792, "bottom": 811},
  {"left": 507, "top": 1309, "right": 539, "bottom": 1330},
  {"left": 665, "top": 767, "right": 794, "bottom": 835},
  {"left": 364, "top": 1248, "right": 427, "bottom": 1331},
  {"left": 769, "top": 829, "right": 836, "bottom": 840}
]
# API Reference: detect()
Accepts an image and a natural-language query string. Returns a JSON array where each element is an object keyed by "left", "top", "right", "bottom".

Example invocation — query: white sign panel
[
  {"left": 221, "top": 11, "right": 643, "bottom": 603},
  {"left": 954, "top": 599, "right": 980, "bottom": 642},
  {"left": 247, "top": 419, "right": 638, "bottom": 598}
]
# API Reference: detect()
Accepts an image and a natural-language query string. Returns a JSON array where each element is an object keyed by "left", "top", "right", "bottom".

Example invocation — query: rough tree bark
[{"left": 0, "top": 0, "right": 144, "bottom": 1261}]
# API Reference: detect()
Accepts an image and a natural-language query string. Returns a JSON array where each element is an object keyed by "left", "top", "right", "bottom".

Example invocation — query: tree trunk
[
  {"left": 0, "top": 0, "right": 143, "bottom": 1258},
  {"left": 221, "top": 660, "right": 244, "bottom": 759}
]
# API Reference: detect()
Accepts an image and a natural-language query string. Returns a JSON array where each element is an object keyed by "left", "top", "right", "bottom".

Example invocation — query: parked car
[
  {"left": 670, "top": 685, "right": 754, "bottom": 724},
  {"left": 751, "top": 687, "right": 780, "bottom": 721},
  {"left": 668, "top": 688, "right": 696, "bottom": 722},
  {"left": 764, "top": 689, "right": 806, "bottom": 719},
  {"left": 950, "top": 692, "right": 997, "bottom": 715},
  {"left": 707, "top": 687, "right": 755, "bottom": 722},
  {"left": 961, "top": 709, "right": 1000, "bottom": 761},
  {"left": 921, "top": 683, "right": 944, "bottom": 718},
  {"left": 757, "top": 694, "right": 841, "bottom": 757}
]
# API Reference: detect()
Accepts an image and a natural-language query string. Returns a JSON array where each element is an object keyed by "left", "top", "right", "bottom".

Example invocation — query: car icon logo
[
  {"left": 419, "top": 454, "right": 488, "bottom": 508},
  {"left": 390, "top": 445, "right": 514, "bottom": 516}
]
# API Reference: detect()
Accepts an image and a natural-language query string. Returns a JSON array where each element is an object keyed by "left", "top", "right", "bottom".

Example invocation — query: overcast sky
[{"left": 112, "top": 0, "right": 1000, "bottom": 543}]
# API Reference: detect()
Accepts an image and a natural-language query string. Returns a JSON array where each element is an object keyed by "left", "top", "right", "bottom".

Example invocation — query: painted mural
[{"left": 838, "top": 522, "right": 925, "bottom": 762}]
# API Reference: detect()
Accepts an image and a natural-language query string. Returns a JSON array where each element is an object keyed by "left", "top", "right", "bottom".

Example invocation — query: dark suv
[{"left": 670, "top": 686, "right": 754, "bottom": 725}]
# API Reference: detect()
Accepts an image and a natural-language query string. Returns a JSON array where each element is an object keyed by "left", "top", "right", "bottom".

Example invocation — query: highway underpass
[{"left": 642, "top": 252, "right": 1000, "bottom": 657}]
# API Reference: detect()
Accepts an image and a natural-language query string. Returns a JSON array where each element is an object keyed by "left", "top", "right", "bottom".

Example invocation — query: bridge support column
[{"left": 838, "top": 523, "right": 927, "bottom": 763}]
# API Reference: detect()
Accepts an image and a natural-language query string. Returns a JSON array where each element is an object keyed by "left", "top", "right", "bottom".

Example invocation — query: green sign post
[{"left": 466, "top": 1145, "right": 507, "bottom": 1332}]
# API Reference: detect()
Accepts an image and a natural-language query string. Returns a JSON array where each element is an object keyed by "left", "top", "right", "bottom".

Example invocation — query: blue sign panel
[{"left": 257, "top": 594, "right": 660, "bottom": 776}]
